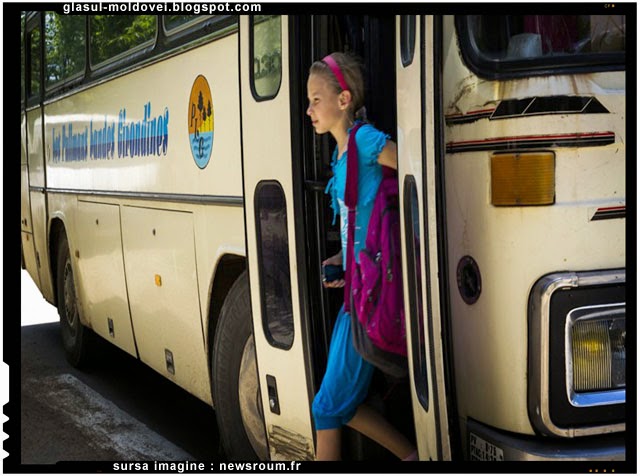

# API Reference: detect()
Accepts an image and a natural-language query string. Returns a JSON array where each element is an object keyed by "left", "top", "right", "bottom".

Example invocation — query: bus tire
[
  {"left": 56, "top": 232, "right": 92, "bottom": 368},
  {"left": 212, "top": 271, "right": 268, "bottom": 461}
]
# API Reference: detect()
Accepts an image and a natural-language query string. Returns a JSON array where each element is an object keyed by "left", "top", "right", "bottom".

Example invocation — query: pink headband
[{"left": 322, "top": 54, "right": 349, "bottom": 92}]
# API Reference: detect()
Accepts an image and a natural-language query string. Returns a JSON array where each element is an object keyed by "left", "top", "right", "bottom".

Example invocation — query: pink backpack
[{"left": 344, "top": 123, "right": 408, "bottom": 374}]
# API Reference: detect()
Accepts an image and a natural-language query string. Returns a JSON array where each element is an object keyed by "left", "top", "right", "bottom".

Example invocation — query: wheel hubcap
[{"left": 63, "top": 261, "right": 78, "bottom": 335}]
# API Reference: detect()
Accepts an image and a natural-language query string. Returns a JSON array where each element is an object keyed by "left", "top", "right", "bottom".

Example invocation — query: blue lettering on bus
[
  {"left": 90, "top": 116, "right": 116, "bottom": 160},
  {"left": 50, "top": 102, "right": 170, "bottom": 163},
  {"left": 52, "top": 129, "right": 62, "bottom": 163},
  {"left": 118, "top": 102, "right": 170, "bottom": 159},
  {"left": 60, "top": 124, "right": 89, "bottom": 162}
]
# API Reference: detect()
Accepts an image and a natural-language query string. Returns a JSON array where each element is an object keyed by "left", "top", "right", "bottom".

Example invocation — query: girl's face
[{"left": 306, "top": 73, "right": 349, "bottom": 136}]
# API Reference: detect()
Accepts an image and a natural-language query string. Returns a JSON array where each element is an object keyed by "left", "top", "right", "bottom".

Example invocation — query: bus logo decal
[{"left": 188, "top": 75, "right": 215, "bottom": 169}]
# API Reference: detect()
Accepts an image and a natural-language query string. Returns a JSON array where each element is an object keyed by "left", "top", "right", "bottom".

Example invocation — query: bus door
[
  {"left": 21, "top": 13, "right": 36, "bottom": 281},
  {"left": 23, "top": 13, "right": 53, "bottom": 301},
  {"left": 238, "top": 15, "right": 315, "bottom": 461},
  {"left": 396, "top": 15, "right": 452, "bottom": 461}
]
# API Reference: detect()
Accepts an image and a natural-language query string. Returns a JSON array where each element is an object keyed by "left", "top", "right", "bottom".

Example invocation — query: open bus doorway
[{"left": 299, "top": 14, "right": 415, "bottom": 460}]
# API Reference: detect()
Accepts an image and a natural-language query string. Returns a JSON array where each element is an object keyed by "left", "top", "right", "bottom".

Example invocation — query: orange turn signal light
[{"left": 491, "top": 152, "right": 555, "bottom": 206}]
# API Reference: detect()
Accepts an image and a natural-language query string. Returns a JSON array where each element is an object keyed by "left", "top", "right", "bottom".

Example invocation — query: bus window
[
  {"left": 255, "top": 181, "right": 294, "bottom": 349},
  {"left": 400, "top": 15, "right": 416, "bottom": 67},
  {"left": 163, "top": 15, "right": 209, "bottom": 34},
  {"left": 90, "top": 15, "right": 157, "bottom": 67},
  {"left": 403, "top": 176, "right": 428, "bottom": 410},
  {"left": 251, "top": 15, "right": 282, "bottom": 100},
  {"left": 458, "top": 15, "right": 625, "bottom": 78},
  {"left": 21, "top": 12, "right": 25, "bottom": 102},
  {"left": 27, "top": 23, "right": 41, "bottom": 99},
  {"left": 44, "top": 13, "right": 86, "bottom": 89}
]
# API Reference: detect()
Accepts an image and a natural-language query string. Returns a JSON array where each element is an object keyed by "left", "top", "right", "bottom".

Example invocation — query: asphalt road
[{"left": 13, "top": 270, "right": 223, "bottom": 470}]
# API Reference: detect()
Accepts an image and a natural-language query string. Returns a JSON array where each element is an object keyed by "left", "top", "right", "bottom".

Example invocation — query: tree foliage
[
  {"left": 43, "top": 14, "right": 157, "bottom": 85},
  {"left": 45, "top": 13, "right": 85, "bottom": 85},
  {"left": 90, "top": 15, "right": 156, "bottom": 65}
]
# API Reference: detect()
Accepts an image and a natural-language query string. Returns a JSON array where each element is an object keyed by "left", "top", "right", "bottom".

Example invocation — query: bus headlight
[
  {"left": 567, "top": 306, "right": 625, "bottom": 406},
  {"left": 528, "top": 270, "right": 625, "bottom": 437}
]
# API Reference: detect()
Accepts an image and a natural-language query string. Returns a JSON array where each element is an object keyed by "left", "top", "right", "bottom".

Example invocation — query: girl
[{"left": 306, "top": 51, "right": 417, "bottom": 461}]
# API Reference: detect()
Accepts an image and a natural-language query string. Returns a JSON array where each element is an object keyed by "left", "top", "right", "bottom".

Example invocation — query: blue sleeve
[
  {"left": 354, "top": 123, "right": 389, "bottom": 166},
  {"left": 354, "top": 123, "right": 388, "bottom": 208}
]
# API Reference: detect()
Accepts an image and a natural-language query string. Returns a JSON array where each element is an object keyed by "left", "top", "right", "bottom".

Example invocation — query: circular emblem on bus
[{"left": 188, "top": 75, "right": 214, "bottom": 169}]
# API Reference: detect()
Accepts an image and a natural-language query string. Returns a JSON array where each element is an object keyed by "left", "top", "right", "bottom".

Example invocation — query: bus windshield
[{"left": 458, "top": 15, "right": 626, "bottom": 77}]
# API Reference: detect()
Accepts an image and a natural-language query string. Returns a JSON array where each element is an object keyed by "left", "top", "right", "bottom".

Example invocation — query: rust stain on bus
[
  {"left": 268, "top": 425, "right": 314, "bottom": 461},
  {"left": 448, "top": 74, "right": 479, "bottom": 115}
]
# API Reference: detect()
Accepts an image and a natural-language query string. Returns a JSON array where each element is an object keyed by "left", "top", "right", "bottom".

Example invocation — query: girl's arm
[{"left": 377, "top": 140, "right": 398, "bottom": 170}]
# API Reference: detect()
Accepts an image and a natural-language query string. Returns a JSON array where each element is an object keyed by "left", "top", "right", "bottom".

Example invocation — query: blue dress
[{"left": 312, "top": 122, "right": 389, "bottom": 430}]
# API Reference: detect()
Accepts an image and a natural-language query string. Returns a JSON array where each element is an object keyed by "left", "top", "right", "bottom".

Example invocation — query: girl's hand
[
  {"left": 322, "top": 250, "right": 343, "bottom": 267},
  {"left": 323, "top": 277, "right": 345, "bottom": 289},
  {"left": 322, "top": 251, "right": 345, "bottom": 288}
]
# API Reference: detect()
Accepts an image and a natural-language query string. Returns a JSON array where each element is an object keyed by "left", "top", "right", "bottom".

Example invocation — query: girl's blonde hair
[{"left": 309, "top": 52, "right": 367, "bottom": 122}]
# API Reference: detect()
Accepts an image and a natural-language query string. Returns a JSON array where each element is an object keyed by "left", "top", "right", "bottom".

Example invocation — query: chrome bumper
[{"left": 467, "top": 419, "right": 625, "bottom": 461}]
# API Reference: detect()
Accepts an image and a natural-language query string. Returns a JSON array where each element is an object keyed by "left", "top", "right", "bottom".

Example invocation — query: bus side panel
[
  {"left": 26, "top": 107, "right": 55, "bottom": 303},
  {"left": 43, "top": 34, "right": 242, "bottom": 199},
  {"left": 21, "top": 112, "right": 40, "bottom": 287},
  {"left": 75, "top": 200, "right": 137, "bottom": 357},
  {"left": 41, "top": 29, "right": 244, "bottom": 404},
  {"left": 121, "top": 206, "right": 211, "bottom": 405},
  {"left": 192, "top": 204, "right": 246, "bottom": 350}
]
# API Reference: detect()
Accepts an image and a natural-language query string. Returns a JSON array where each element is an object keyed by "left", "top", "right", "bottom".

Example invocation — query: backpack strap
[{"left": 343, "top": 122, "right": 364, "bottom": 313}]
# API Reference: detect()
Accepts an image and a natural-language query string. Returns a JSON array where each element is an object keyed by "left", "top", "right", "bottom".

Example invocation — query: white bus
[{"left": 20, "top": 11, "right": 627, "bottom": 463}]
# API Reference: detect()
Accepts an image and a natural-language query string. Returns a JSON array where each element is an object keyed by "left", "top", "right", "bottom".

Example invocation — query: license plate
[{"left": 469, "top": 433, "right": 504, "bottom": 461}]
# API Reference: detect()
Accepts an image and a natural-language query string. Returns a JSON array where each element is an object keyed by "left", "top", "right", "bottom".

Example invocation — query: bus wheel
[
  {"left": 56, "top": 232, "right": 91, "bottom": 368},
  {"left": 212, "top": 271, "right": 268, "bottom": 461}
]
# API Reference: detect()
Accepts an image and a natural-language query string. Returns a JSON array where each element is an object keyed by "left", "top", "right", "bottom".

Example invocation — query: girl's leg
[
  {"left": 312, "top": 307, "right": 374, "bottom": 460},
  {"left": 346, "top": 403, "right": 416, "bottom": 459},
  {"left": 315, "top": 428, "right": 342, "bottom": 461}
]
